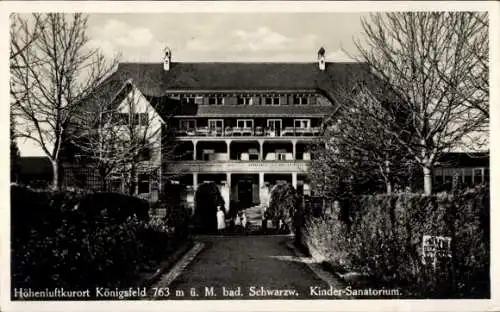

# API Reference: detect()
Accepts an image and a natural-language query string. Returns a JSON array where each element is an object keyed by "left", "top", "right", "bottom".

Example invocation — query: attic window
[
  {"left": 264, "top": 96, "right": 280, "bottom": 105},
  {"left": 139, "top": 113, "right": 149, "bottom": 126},
  {"left": 208, "top": 96, "right": 224, "bottom": 105},
  {"left": 132, "top": 113, "right": 149, "bottom": 126},
  {"left": 293, "top": 95, "right": 309, "bottom": 105},
  {"left": 181, "top": 96, "right": 196, "bottom": 104},
  {"left": 237, "top": 96, "right": 252, "bottom": 105}
]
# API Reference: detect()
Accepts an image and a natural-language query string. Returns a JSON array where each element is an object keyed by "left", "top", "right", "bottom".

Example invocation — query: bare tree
[
  {"left": 351, "top": 12, "right": 488, "bottom": 194},
  {"left": 10, "top": 13, "right": 117, "bottom": 189},
  {"left": 10, "top": 14, "right": 46, "bottom": 104},
  {"left": 312, "top": 75, "right": 415, "bottom": 196},
  {"left": 69, "top": 71, "right": 177, "bottom": 196}
]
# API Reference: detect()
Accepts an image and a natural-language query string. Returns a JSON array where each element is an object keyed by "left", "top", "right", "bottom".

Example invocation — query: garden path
[{"left": 151, "top": 235, "right": 346, "bottom": 299}]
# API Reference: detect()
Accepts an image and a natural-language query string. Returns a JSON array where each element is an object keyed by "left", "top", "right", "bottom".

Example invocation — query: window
[
  {"left": 277, "top": 149, "right": 287, "bottom": 160},
  {"left": 138, "top": 174, "right": 150, "bottom": 194},
  {"left": 116, "top": 113, "right": 129, "bottom": 125},
  {"left": 264, "top": 96, "right": 280, "bottom": 105},
  {"left": 248, "top": 148, "right": 259, "bottom": 160},
  {"left": 109, "top": 177, "right": 123, "bottom": 193},
  {"left": 180, "top": 119, "right": 196, "bottom": 131},
  {"left": 237, "top": 97, "right": 252, "bottom": 105},
  {"left": 267, "top": 119, "right": 282, "bottom": 130},
  {"left": 208, "top": 119, "right": 224, "bottom": 130},
  {"left": 138, "top": 147, "right": 151, "bottom": 161},
  {"left": 208, "top": 97, "right": 224, "bottom": 105},
  {"left": 139, "top": 113, "right": 149, "bottom": 126},
  {"left": 293, "top": 95, "right": 309, "bottom": 105},
  {"left": 129, "top": 113, "right": 149, "bottom": 126},
  {"left": 181, "top": 96, "right": 196, "bottom": 104},
  {"left": 237, "top": 119, "right": 254, "bottom": 129},
  {"left": 294, "top": 119, "right": 311, "bottom": 128},
  {"left": 203, "top": 149, "right": 214, "bottom": 161},
  {"left": 473, "top": 168, "right": 484, "bottom": 184}
]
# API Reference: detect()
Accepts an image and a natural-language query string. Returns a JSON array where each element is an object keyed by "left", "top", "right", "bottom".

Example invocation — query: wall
[{"left": 116, "top": 85, "right": 164, "bottom": 167}]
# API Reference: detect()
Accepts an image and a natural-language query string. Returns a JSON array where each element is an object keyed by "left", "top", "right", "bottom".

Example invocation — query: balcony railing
[
  {"left": 175, "top": 126, "right": 321, "bottom": 137},
  {"left": 164, "top": 160, "right": 309, "bottom": 174}
]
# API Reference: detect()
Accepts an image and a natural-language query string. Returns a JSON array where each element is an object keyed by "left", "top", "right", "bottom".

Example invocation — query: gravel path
[{"left": 151, "top": 235, "right": 345, "bottom": 300}]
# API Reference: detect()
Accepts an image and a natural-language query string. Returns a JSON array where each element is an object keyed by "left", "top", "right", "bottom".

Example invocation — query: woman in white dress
[{"left": 216, "top": 206, "right": 226, "bottom": 234}]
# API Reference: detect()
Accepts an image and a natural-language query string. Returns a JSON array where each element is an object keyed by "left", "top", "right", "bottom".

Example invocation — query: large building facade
[
  {"left": 59, "top": 47, "right": 489, "bottom": 208},
  {"left": 90, "top": 47, "right": 356, "bottom": 210}
]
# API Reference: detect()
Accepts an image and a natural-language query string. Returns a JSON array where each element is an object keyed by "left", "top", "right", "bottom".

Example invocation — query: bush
[
  {"left": 78, "top": 192, "right": 150, "bottom": 222},
  {"left": 193, "top": 182, "right": 224, "bottom": 233},
  {"left": 301, "top": 187, "right": 490, "bottom": 298},
  {"left": 11, "top": 185, "right": 185, "bottom": 294},
  {"left": 269, "top": 183, "right": 299, "bottom": 226}
]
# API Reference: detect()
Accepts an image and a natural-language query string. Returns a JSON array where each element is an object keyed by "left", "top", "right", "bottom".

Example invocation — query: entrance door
[
  {"left": 267, "top": 119, "right": 282, "bottom": 136},
  {"left": 238, "top": 179, "right": 254, "bottom": 209}
]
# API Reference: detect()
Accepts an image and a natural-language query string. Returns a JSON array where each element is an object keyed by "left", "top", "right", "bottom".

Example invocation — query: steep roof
[{"left": 112, "top": 62, "right": 371, "bottom": 95}]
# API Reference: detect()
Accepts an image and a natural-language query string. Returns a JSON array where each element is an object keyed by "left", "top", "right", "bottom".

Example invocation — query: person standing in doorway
[
  {"left": 241, "top": 211, "right": 248, "bottom": 233},
  {"left": 216, "top": 205, "right": 226, "bottom": 234}
]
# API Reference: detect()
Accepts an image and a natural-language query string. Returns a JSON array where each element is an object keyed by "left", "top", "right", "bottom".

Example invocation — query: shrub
[
  {"left": 78, "top": 192, "right": 150, "bottom": 222},
  {"left": 193, "top": 182, "right": 224, "bottom": 233},
  {"left": 268, "top": 183, "right": 298, "bottom": 225},
  {"left": 11, "top": 185, "right": 186, "bottom": 293},
  {"left": 301, "top": 187, "right": 490, "bottom": 298}
]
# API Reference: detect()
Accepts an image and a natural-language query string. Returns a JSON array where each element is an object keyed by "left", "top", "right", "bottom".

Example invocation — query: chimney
[
  {"left": 163, "top": 47, "right": 171, "bottom": 71},
  {"left": 317, "top": 47, "right": 326, "bottom": 71}
]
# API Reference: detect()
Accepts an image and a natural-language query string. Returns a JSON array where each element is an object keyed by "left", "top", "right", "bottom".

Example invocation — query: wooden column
[
  {"left": 193, "top": 173, "right": 198, "bottom": 190},
  {"left": 193, "top": 140, "right": 198, "bottom": 160}
]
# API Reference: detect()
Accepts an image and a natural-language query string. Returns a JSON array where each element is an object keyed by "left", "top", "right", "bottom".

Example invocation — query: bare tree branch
[{"left": 10, "top": 13, "right": 118, "bottom": 189}]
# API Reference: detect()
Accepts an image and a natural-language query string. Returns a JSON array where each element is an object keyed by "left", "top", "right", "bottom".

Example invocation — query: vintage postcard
[{"left": 1, "top": 1, "right": 498, "bottom": 312}]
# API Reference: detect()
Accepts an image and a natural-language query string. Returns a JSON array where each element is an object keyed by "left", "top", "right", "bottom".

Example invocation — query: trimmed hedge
[
  {"left": 11, "top": 185, "right": 185, "bottom": 293},
  {"left": 301, "top": 188, "right": 490, "bottom": 298}
]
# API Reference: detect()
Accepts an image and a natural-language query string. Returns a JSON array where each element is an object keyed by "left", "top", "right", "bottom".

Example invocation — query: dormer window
[
  {"left": 237, "top": 96, "right": 252, "bottom": 105},
  {"left": 208, "top": 96, "right": 224, "bottom": 105},
  {"left": 181, "top": 96, "right": 196, "bottom": 104},
  {"left": 264, "top": 96, "right": 280, "bottom": 105},
  {"left": 293, "top": 95, "right": 309, "bottom": 105}
]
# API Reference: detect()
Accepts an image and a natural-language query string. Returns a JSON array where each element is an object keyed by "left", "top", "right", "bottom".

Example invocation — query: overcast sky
[
  {"left": 18, "top": 12, "right": 369, "bottom": 156},
  {"left": 86, "top": 13, "right": 369, "bottom": 63}
]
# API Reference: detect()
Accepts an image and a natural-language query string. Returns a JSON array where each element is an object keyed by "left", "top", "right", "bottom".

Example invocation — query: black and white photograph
[{"left": 1, "top": 1, "right": 498, "bottom": 311}]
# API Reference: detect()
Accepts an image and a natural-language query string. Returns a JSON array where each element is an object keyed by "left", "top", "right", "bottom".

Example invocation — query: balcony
[
  {"left": 164, "top": 160, "right": 309, "bottom": 174},
  {"left": 174, "top": 126, "right": 322, "bottom": 138}
]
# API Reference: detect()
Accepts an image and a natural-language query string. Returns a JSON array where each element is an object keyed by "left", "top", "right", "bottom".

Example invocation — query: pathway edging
[
  {"left": 285, "top": 241, "right": 346, "bottom": 289},
  {"left": 150, "top": 242, "right": 205, "bottom": 289},
  {"left": 139, "top": 240, "right": 195, "bottom": 288}
]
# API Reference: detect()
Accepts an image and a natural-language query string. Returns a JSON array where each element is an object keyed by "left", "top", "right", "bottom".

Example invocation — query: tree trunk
[
  {"left": 423, "top": 166, "right": 433, "bottom": 195},
  {"left": 386, "top": 181, "right": 392, "bottom": 194},
  {"left": 51, "top": 160, "right": 59, "bottom": 190},
  {"left": 101, "top": 176, "right": 108, "bottom": 192},
  {"left": 129, "top": 165, "right": 137, "bottom": 195}
]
